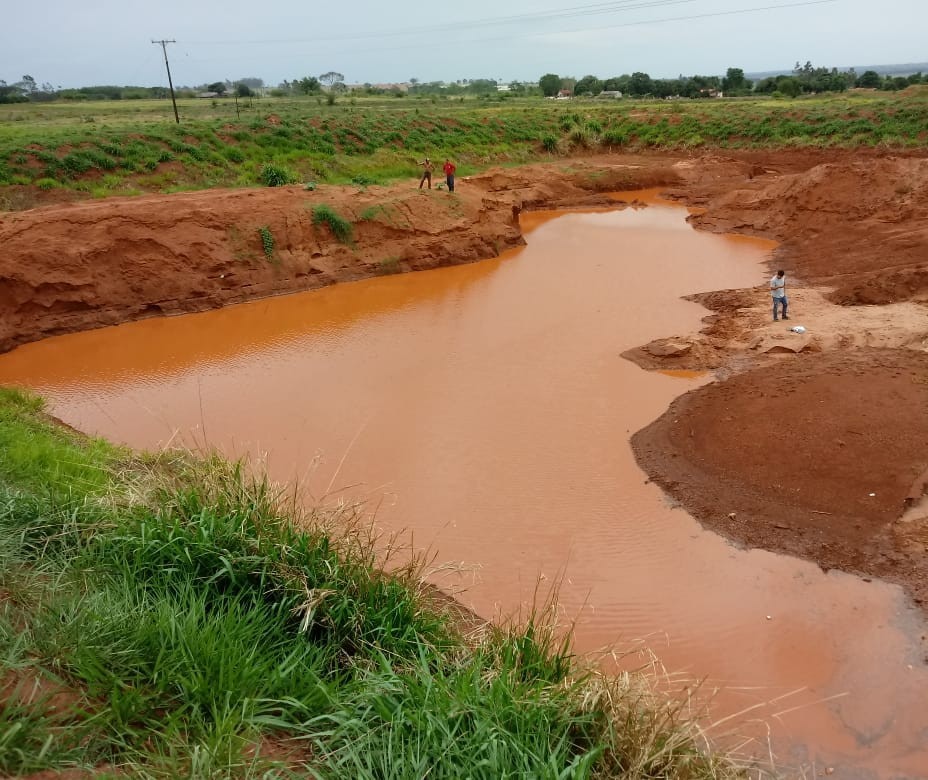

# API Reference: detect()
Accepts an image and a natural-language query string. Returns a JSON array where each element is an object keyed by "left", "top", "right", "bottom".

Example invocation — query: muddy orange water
[{"left": 2, "top": 193, "right": 927, "bottom": 778}]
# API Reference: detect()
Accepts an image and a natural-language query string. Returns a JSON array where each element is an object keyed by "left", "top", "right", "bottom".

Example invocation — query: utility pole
[{"left": 152, "top": 39, "right": 180, "bottom": 124}]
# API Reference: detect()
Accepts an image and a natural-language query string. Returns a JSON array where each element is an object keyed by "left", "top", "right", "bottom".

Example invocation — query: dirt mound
[
  {"left": 688, "top": 156, "right": 928, "bottom": 305},
  {"left": 632, "top": 348, "right": 928, "bottom": 613},
  {"left": 7, "top": 148, "right": 925, "bottom": 354}
]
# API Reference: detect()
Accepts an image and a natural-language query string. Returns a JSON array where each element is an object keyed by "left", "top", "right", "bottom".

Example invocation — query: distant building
[
  {"left": 196, "top": 92, "right": 220, "bottom": 99},
  {"left": 598, "top": 90, "right": 623, "bottom": 99},
  {"left": 557, "top": 89, "right": 572, "bottom": 99},
  {"left": 496, "top": 84, "right": 511, "bottom": 92}
]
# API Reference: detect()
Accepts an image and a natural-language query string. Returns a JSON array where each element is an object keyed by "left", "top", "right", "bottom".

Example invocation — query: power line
[
  {"left": 166, "top": 0, "right": 841, "bottom": 83},
  {"left": 579, "top": 0, "right": 839, "bottom": 36},
  {"left": 152, "top": 39, "right": 180, "bottom": 124},
  {"left": 188, "top": 0, "right": 699, "bottom": 45},
  {"left": 375, "top": 0, "right": 844, "bottom": 53},
  {"left": 183, "top": 0, "right": 837, "bottom": 49}
]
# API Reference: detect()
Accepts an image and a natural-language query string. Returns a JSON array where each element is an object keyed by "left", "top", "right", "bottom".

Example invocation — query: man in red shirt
[{"left": 443, "top": 159, "right": 456, "bottom": 192}]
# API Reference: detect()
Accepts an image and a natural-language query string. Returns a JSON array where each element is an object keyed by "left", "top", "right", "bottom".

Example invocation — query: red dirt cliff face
[
  {"left": 0, "top": 160, "right": 681, "bottom": 354},
  {"left": 684, "top": 156, "right": 928, "bottom": 305},
  {"left": 6, "top": 150, "right": 927, "bottom": 355},
  {"left": 0, "top": 185, "right": 521, "bottom": 353}
]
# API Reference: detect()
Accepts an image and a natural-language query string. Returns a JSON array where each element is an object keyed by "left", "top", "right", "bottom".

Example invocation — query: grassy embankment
[
  {"left": 1, "top": 91, "right": 926, "bottom": 209},
  {"left": 0, "top": 387, "right": 743, "bottom": 778}
]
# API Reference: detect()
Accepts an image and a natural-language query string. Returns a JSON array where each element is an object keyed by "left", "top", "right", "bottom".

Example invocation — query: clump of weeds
[
  {"left": 259, "top": 162, "right": 297, "bottom": 187},
  {"left": 312, "top": 204, "right": 354, "bottom": 244},
  {"left": 257, "top": 225, "right": 275, "bottom": 259}
]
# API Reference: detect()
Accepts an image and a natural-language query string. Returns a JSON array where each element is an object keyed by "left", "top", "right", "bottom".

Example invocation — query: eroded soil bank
[
  {"left": 0, "top": 159, "right": 678, "bottom": 354},
  {"left": 4, "top": 148, "right": 926, "bottom": 356}
]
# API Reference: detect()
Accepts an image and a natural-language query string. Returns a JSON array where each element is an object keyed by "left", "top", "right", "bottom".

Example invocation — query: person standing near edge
[
  {"left": 443, "top": 158, "right": 456, "bottom": 192},
  {"left": 770, "top": 269, "right": 789, "bottom": 321},
  {"left": 418, "top": 157, "right": 433, "bottom": 189}
]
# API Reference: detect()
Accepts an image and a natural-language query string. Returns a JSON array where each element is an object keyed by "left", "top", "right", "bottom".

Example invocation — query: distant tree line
[
  {"left": 0, "top": 77, "right": 266, "bottom": 103},
  {"left": 404, "top": 79, "right": 530, "bottom": 96},
  {"left": 3, "top": 62, "right": 925, "bottom": 106},
  {"left": 539, "top": 62, "right": 927, "bottom": 99},
  {"left": 0, "top": 75, "right": 55, "bottom": 103},
  {"left": 539, "top": 69, "right": 757, "bottom": 98}
]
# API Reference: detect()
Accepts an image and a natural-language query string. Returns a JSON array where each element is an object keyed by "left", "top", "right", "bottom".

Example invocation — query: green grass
[
  {"left": 259, "top": 161, "right": 297, "bottom": 187},
  {"left": 0, "top": 386, "right": 750, "bottom": 777},
  {"left": 1, "top": 91, "right": 926, "bottom": 206},
  {"left": 257, "top": 225, "right": 275, "bottom": 259},
  {"left": 312, "top": 204, "right": 354, "bottom": 244}
]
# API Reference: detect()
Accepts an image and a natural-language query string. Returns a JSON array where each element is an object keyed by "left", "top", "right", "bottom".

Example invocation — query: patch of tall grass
[
  {"left": 312, "top": 203, "right": 354, "bottom": 244},
  {"left": 258, "top": 161, "right": 297, "bottom": 187},
  {"left": 0, "top": 387, "right": 750, "bottom": 777}
]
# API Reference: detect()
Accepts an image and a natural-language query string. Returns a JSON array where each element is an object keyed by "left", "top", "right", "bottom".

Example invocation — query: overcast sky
[{"left": 2, "top": 0, "right": 926, "bottom": 88}]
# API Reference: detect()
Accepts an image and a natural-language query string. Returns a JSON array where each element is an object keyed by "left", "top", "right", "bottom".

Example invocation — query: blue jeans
[
  {"left": 773, "top": 295, "right": 788, "bottom": 320},
  {"left": 446, "top": 174, "right": 455, "bottom": 192}
]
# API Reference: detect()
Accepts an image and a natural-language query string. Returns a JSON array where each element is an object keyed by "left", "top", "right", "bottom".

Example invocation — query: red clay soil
[
  {"left": 671, "top": 153, "right": 928, "bottom": 305},
  {"left": 0, "top": 159, "right": 680, "bottom": 354},
  {"left": 4, "top": 147, "right": 928, "bottom": 616},
  {"left": 626, "top": 149, "right": 928, "bottom": 615},
  {"left": 4, "top": 149, "right": 926, "bottom": 355},
  {"left": 632, "top": 349, "right": 928, "bottom": 614}
]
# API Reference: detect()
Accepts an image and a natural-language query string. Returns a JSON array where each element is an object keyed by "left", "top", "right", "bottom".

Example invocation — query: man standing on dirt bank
[
  {"left": 418, "top": 158, "right": 433, "bottom": 189},
  {"left": 443, "top": 158, "right": 456, "bottom": 192},
  {"left": 770, "top": 269, "right": 789, "bottom": 321}
]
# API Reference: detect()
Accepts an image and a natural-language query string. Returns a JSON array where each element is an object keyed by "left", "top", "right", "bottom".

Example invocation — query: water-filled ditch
[{"left": 2, "top": 193, "right": 926, "bottom": 777}]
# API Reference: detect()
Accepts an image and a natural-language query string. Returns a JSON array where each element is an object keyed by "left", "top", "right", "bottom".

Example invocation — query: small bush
[
  {"left": 351, "top": 174, "right": 375, "bottom": 190},
  {"left": 259, "top": 162, "right": 297, "bottom": 187},
  {"left": 257, "top": 226, "right": 275, "bottom": 259},
  {"left": 34, "top": 178, "right": 60, "bottom": 191},
  {"left": 541, "top": 134, "right": 559, "bottom": 153},
  {"left": 312, "top": 204, "right": 353, "bottom": 244},
  {"left": 602, "top": 128, "right": 631, "bottom": 147},
  {"left": 569, "top": 126, "right": 596, "bottom": 148}
]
